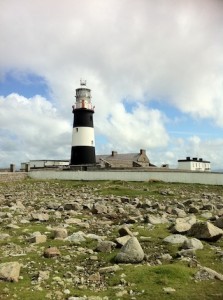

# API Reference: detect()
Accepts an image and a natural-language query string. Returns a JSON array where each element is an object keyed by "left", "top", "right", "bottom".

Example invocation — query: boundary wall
[{"left": 28, "top": 170, "right": 223, "bottom": 185}]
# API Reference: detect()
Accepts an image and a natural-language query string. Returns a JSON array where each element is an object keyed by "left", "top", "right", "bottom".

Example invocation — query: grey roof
[{"left": 96, "top": 153, "right": 140, "bottom": 162}]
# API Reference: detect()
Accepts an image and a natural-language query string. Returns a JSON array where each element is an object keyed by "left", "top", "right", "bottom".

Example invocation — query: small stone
[
  {"left": 31, "top": 213, "right": 49, "bottom": 221},
  {"left": 96, "top": 241, "right": 116, "bottom": 252},
  {"left": 99, "top": 265, "right": 121, "bottom": 274},
  {"left": 38, "top": 270, "right": 50, "bottom": 282},
  {"left": 43, "top": 247, "right": 61, "bottom": 258},
  {"left": 88, "top": 272, "right": 100, "bottom": 282},
  {"left": 163, "top": 287, "right": 176, "bottom": 293},
  {"left": 29, "top": 234, "right": 47, "bottom": 244},
  {"left": 53, "top": 228, "right": 68, "bottom": 240}
]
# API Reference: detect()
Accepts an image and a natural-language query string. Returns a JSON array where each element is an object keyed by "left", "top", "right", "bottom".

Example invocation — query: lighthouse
[{"left": 70, "top": 80, "right": 96, "bottom": 165}]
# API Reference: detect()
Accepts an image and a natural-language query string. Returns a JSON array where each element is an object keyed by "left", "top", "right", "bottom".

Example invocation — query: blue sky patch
[{"left": 0, "top": 72, "right": 49, "bottom": 98}]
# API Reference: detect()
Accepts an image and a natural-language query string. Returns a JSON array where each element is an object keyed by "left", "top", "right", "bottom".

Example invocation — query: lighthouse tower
[{"left": 70, "top": 80, "right": 96, "bottom": 165}]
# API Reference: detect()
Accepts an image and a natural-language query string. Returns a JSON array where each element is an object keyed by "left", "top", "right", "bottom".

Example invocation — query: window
[{"left": 76, "top": 128, "right": 78, "bottom": 132}]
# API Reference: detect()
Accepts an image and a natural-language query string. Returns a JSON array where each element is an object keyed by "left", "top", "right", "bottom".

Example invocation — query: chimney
[
  {"left": 112, "top": 151, "right": 117, "bottom": 156},
  {"left": 140, "top": 149, "right": 146, "bottom": 155}
]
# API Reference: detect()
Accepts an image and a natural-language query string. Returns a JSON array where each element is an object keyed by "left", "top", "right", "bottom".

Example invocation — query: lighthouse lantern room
[{"left": 70, "top": 80, "right": 96, "bottom": 165}]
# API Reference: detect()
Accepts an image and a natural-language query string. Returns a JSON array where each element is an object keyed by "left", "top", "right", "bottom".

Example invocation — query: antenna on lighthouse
[{"left": 80, "top": 79, "right": 86, "bottom": 86}]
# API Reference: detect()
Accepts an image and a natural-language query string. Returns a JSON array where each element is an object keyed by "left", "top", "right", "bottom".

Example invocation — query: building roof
[
  {"left": 97, "top": 153, "right": 140, "bottom": 162},
  {"left": 178, "top": 157, "right": 210, "bottom": 163},
  {"left": 96, "top": 150, "right": 156, "bottom": 168}
]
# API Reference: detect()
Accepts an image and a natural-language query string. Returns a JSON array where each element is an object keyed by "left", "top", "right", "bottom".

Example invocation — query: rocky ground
[{"left": 0, "top": 179, "right": 223, "bottom": 300}]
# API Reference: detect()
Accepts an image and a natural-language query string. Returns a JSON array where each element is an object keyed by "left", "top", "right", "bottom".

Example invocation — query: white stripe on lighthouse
[{"left": 72, "top": 127, "right": 95, "bottom": 147}]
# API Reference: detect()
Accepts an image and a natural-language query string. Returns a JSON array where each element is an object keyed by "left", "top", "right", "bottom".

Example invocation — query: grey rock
[
  {"left": 201, "top": 212, "right": 213, "bottom": 219},
  {"left": 66, "top": 231, "right": 86, "bottom": 243},
  {"left": 96, "top": 241, "right": 116, "bottom": 252},
  {"left": 37, "top": 270, "right": 50, "bottom": 282},
  {"left": 195, "top": 266, "right": 223, "bottom": 281},
  {"left": 163, "top": 234, "right": 188, "bottom": 244},
  {"left": 115, "top": 237, "right": 144, "bottom": 263},
  {"left": 189, "top": 221, "right": 223, "bottom": 241},
  {"left": 64, "top": 202, "right": 81, "bottom": 211},
  {"left": 170, "top": 215, "right": 196, "bottom": 233},
  {"left": 177, "top": 249, "right": 196, "bottom": 257},
  {"left": 118, "top": 225, "right": 134, "bottom": 237},
  {"left": 31, "top": 213, "right": 49, "bottom": 222},
  {"left": 0, "top": 262, "right": 21, "bottom": 282},
  {"left": 0, "top": 233, "right": 10, "bottom": 240},
  {"left": 92, "top": 203, "right": 108, "bottom": 214},
  {"left": 115, "top": 235, "right": 131, "bottom": 247},
  {"left": 182, "top": 238, "right": 203, "bottom": 250},
  {"left": 163, "top": 287, "right": 176, "bottom": 293},
  {"left": 43, "top": 247, "right": 61, "bottom": 258},
  {"left": 145, "top": 214, "right": 168, "bottom": 225},
  {"left": 29, "top": 234, "right": 47, "bottom": 244},
  {"left": 188, "top": 205, "right": 199, "bottom": 214},
  {"left": 98, "top": 265, "right": 121, "bottom": 273},
  {"left": 215, "top": 216, "right": 223, "bottom": 229},
  {"left": 47, "top": 202, "right": 61, "bottom": 210},
  {"left": 172, "top": 208, "right": 187, "bottom": 218},
  {"left": 53, "top": 228, "right": 68, "bottom": 240}
]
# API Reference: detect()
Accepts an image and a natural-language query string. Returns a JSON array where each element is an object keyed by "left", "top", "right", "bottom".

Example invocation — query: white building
[
  {"left": 178, "top": 157, "right": 211, "bottom": 172},
  {"left": 21, "top": 160, "right": 69, "bottom": 170}
]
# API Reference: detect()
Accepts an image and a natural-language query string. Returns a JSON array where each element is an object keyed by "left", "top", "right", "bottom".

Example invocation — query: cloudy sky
[{"left": 0, "top": 0, "right": 223, "bottom": 170}]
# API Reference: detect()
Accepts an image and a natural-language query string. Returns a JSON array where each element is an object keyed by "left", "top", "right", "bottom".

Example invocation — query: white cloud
[
  {"left": 0, "top": 94, "right": 71, "bottom": 166},
  {"left": 96, "top": 103, "right": 169, "bottom": 152}
]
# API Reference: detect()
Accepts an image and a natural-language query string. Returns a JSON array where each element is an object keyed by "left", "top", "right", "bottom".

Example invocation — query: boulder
[
  {"left": 115, "top": 237, "right": 144, "bottom": 263},
  {"left": 170, "top": 215, "right": 196, "bottom": 233},
  {"left": 163, "top": 234, "right": 188, "bottom": 244},
  {"left": 189, "top": 221, "right": 223, "bottom": 241},
  {"left": 182, "top": 238, "right": 203, "bottom": 250},
  {"left": 115, "top": 235, "right": 131, "bottom": 247}
]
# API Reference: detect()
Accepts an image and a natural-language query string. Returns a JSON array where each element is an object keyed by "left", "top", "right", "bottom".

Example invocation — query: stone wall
[{"left": 0, "top": 172, "right": 28, "bottom": 182}]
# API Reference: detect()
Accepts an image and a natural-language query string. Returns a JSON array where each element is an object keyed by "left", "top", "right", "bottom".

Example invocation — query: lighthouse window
[{"left": 76, "top": 128, "right": 78, "bottom": 132}]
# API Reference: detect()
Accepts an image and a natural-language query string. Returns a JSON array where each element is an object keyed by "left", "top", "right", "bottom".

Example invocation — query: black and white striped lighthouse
[{"left": 70, "top": 80, "right": 96, "bottom": 165}]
